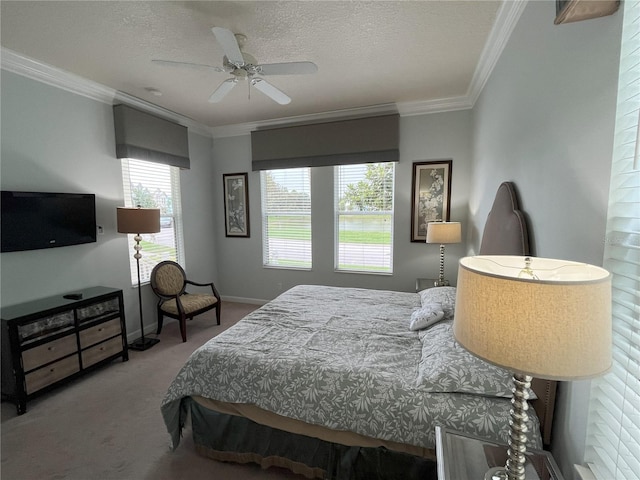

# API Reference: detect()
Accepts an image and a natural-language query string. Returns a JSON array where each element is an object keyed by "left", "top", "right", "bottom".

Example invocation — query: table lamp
[
  {"left": 117, "top": 206, "right": 161, "bottom": 351},
  {"left": 453, "top": 255, "right": 611, "bottom": 480},
  {"left": 426, "top": 221, "right": 462, "bottom": 287}
]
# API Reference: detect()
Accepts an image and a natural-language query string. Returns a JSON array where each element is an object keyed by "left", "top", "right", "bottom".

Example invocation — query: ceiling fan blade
[
  {"left": 212, "top": 27, "right": 244, "bottom": 67},
  {"left": 251, "top": 78, "right": 291, "bottom": 105},
  {"left": 257, "top": 62, "right": 318, "bottom": 76},
  {"left": 152, "top": 59, "right": 224, "bottom": 72},
  {"left": 208, "top": 78, "right": 237, "bottom": 103}
]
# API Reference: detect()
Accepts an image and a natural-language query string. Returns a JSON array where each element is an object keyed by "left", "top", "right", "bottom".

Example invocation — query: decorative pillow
[
  {"left": 419, "top": 286, "right": 456, "bottom": 319},
  {"left": 409, "top": 304, "right": 445, "bottom": 331},
  {"left": 416, "top": 321, "right": 536, "bottom": 399}
]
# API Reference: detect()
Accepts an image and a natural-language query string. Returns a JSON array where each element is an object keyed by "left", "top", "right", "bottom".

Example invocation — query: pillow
[
  {"left": 409, "top": 304, "right": 445, "bottom": 331},
  {"left": 419, "top": 286, "right": 456, "bottom": 319},
  {"left": 416, "top": 321, "right": 536, "bottom": 399}
]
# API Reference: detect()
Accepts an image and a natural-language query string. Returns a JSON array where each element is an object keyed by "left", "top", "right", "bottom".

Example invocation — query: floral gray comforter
[{"left": 161, "top": 285, "right": 541, "bottom": 451}]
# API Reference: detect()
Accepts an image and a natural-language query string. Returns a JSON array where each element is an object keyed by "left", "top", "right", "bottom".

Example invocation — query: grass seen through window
[{"left": 267, "top": 215, "right": 391, "bottom": 244}]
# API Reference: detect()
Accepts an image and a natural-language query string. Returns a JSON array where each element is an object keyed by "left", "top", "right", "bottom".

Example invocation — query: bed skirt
[{"left": 188, "top": 398, "right": 438, "bottom": 480}]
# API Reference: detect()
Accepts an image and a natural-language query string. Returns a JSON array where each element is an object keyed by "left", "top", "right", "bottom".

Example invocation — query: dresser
[{"left": 1, "top": 286, "right": 128, "bottom": 414}]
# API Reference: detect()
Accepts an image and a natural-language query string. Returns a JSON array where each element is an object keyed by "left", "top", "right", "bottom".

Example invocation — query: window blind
[
  {"left": 334, "top": 163, "right": 394, "bottom": 273},
  {"left": 261, "top": 168, "right": 312, "bottom": 269},
  {"left": 585, "top": 1, "right": 640, "bottom": 479},
  {"left": 121, "top": 158, "right": 185, "bottom": 284}
]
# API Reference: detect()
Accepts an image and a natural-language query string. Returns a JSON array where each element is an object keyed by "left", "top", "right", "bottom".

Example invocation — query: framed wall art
[
  {"left": 223, "top": 172, "right": 250, "bottom": 238},
  {"left": 410, "top": 160, "right": 452, "bottom": 242}
]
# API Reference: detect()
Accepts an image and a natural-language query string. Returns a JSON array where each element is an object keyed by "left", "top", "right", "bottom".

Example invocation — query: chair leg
[
  {"left": 179, "top": 315, "right": 187, "bottom": 342},
  {"left": 216, "top": 303, "right": 221, "bottom": 325},
  {"left": 156, "top": 308, "right": 164, "bottom": 334}
]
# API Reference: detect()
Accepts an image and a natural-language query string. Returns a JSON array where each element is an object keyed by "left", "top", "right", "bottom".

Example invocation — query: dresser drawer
[
  {"left": 22, "top": 334, "right": 78, "bottom": 372},
  {"left": 79, "top": 318, "right": 122, "bottom": 348},
  {"left": 81, "top": 336, "right": 123, "bottom": 368},
  {"left": 25, "top": 355, "right": 80, "bottom": 394}
]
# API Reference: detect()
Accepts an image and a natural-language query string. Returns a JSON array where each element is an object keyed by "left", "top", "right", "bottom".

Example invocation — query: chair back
[{"left": 151, "top": 261, "right": 186, "bottom": 297}]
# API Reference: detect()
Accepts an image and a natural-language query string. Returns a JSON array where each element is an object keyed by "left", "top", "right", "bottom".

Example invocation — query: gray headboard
[
  {"left": 478, "top": 181, "right": 556, "bottom": 447},
  {"left": 479, "top": 181, "right": 530, "bottom": 256}
]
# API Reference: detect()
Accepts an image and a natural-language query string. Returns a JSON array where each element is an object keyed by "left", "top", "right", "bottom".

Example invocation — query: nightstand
[
  {"left": 435, "top": 426, "right": 564, "bottom": 480},
  {"left": 416, "top": 278, "right": 439, "bottom": 292}
]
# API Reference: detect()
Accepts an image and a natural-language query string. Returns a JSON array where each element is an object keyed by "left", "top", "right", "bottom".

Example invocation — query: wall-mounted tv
[{"left": 1, "top": 191, "right": 97, "bottom": 253}]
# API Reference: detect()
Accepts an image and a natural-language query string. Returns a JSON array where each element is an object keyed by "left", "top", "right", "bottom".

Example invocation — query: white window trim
[
  {"left": 260, "top": 168, "right": 312, "bottom": 271},
  {"left": 121, "top": 158, "right": 185, "bottom": 286},
  {"left": 333, "top": 163, "right": 395, "bottom": 275}
]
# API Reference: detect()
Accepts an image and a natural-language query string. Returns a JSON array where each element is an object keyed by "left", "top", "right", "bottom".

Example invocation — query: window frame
[
  {"left": 120, "top": 158, "right": 185, "bottom": 285},
  {"left": 334, "top": 162, "right": 395, "bottom": 274},
  {"left": 260, "top": 168, "right": 312, "bottom": 270}
]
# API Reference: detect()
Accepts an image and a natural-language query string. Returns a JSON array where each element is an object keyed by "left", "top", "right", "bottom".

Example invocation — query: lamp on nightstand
[
  {"left": 454, "top": 255, "right": 612, "bottom": 480},
  {"left": 426, "top": 221, "right": 461, "bottom": 287},
  {"left": 117, "top": 206, "right": 161, "bottom": 351}
]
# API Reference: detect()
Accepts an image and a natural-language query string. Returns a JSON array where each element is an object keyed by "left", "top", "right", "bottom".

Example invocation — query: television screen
[{"left": 1, "top": 191, "right": 97, "bottom": 253}]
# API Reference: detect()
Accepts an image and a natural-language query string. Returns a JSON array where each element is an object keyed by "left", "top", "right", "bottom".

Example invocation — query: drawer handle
[
  {"left": 50, "top": 368, "right": 55, "bottom": 373},
  {"left": 47, "top": 347, "right": 54, "bottom": 351}
]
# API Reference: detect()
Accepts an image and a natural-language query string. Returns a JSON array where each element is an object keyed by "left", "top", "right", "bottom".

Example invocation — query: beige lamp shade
[
  {"left": 426, "top": 222, "right": 462, "bottom": 244},
  {"left": 116, "top": 207, "right": 161, "bottom": 234},
  {"left": 453, "top": 255, "right": 612, "bottom": 380}
]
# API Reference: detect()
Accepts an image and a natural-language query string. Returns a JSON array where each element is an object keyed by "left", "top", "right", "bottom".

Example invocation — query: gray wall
[
  {"left": 212, "top": 110, "right": 472, "bottom": 302},
  {"left": 0, "top": 70, "right": 217, "bottom": 342},
  {"left": 0, "top": 1, "right": 623, "bottom": 475},
  {"left": 469, "top": 2, "right": 622, "bottom": 478}
]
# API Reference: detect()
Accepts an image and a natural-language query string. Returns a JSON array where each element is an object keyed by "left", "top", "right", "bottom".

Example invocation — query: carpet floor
[{"left": 1, "top": 302, "right": 306, "bottom": 480}]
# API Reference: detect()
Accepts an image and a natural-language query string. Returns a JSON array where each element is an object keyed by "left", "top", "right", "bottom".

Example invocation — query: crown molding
[
  {"left": 467, "top": 0, "right": 528, "bottom": 104},
  {"left": 210, "top": 96, "right": 477, "bottom": 137},
  {"left": 1, "top": 48, "right": 213, "bottom": 137},
  {"left": 1, "top": 1, "right": 525, "bottom": 139},
  {"left": 211, "top": 103, "right": 401, "bottom": 137},
  {"left": 397, "top": 96, "right": 474, "bottom": 116},
  {"left": 210, "top": 0, "right": 527, "bottom": 138}
]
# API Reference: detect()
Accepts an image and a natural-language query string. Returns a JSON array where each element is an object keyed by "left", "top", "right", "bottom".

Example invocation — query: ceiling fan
[{"left": 152, "top": 27, "right": 317, "bottom": 105}]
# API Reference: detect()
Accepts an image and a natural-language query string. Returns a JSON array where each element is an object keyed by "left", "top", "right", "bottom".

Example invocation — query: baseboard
[{"left": 221, "top": 296, "right": 268, "bottom": 306}]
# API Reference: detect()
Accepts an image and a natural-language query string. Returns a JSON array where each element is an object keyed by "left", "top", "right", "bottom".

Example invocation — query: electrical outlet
[{"left": 97, "top": 225, "right": 104, "bottom": 235}]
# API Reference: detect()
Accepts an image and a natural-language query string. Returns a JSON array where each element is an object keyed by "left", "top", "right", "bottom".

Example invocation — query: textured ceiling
[{"left": 1, "top": 1, "right": 502, "bottom": 129}]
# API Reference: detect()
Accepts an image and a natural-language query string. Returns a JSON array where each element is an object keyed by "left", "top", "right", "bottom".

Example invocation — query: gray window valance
[
  {"left": 113, "top": 104, "right": 190, "bottom": 169},
  {"left": 251, "top": 114, "right": 399, "bottom": 171}
]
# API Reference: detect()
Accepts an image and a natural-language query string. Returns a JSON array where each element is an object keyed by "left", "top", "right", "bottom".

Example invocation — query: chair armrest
[
  {"left": 185, "top": 280, "right": 212, "bottom": 288},
  {"left": 185, "top": 280, "right": 221, "bottom": 300}
]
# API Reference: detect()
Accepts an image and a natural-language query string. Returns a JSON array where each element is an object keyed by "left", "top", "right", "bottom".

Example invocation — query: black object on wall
[{"left": 1, "top": 191, "right": 97, "bottom": 253}]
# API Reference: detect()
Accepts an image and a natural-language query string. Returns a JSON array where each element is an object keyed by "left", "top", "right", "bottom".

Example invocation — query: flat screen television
[{"left": 1, "top": 191, "right": 97, "bottom": 253}]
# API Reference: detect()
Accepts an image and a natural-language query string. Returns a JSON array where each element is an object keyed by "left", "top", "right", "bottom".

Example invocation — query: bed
[{"left": 161, "top": 182, "right": 557, "bottom": 479}]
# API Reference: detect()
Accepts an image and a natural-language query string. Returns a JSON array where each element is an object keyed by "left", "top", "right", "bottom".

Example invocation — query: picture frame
[
  {"left": 410, "top": 160, "right": 452, "bottom": 242},
  {"left": 223, "top": 172, "right": 250, "bottom": 238}
]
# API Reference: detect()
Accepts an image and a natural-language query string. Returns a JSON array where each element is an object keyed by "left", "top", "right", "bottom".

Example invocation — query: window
[
  {"left": 261, "top": 168, "right": 312, "bottom": 269},
  {"left": 121, "top": 158, "right": 185, "bottom": 284},
  {"left": 334, "top": 162, "right": 394, "bottom": 273},
  {"left": 584, "top": 1, "right": 640, "bottom": 479}
]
